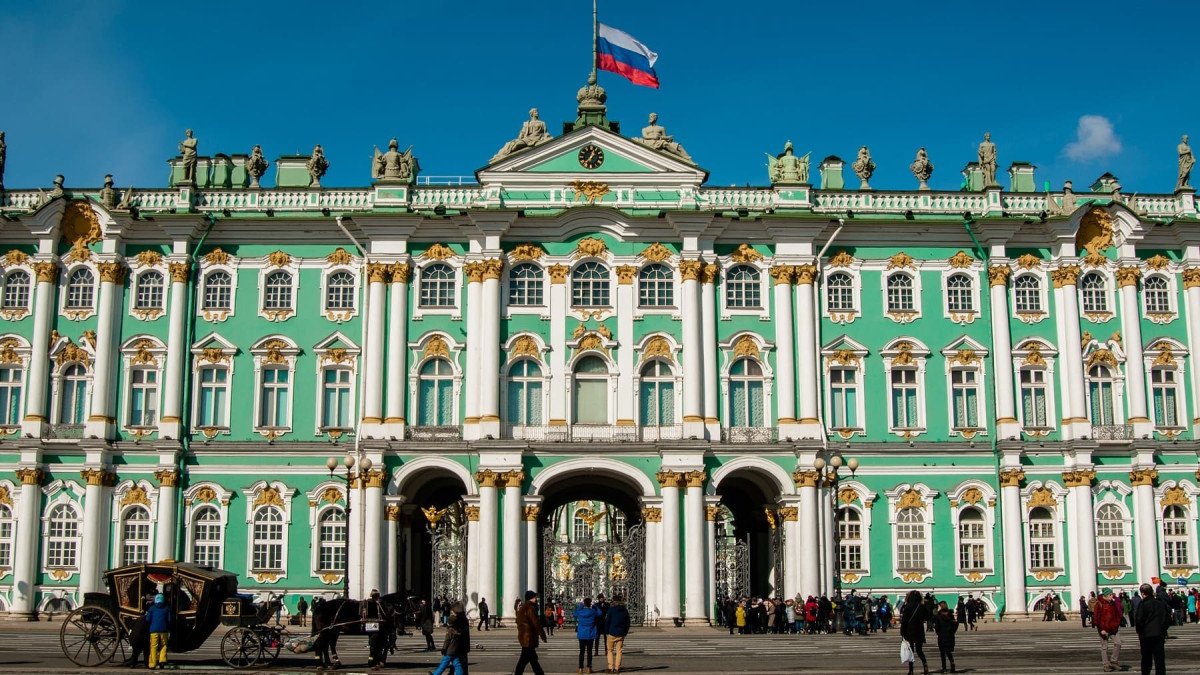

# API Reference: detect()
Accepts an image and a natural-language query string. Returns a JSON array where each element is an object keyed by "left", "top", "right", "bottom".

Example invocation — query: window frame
[
  {"left": 636, "top": 264, "right": 675, "bottom": 309},
  {"left": 942, "top": 270, "right": 980, "bottom": 323},
  {"left": 1154, "top": 482, "right": 1199, "bottom": 573},
  {"left": 1012, "top": 341, "right": 1058, "bottom": 435},
  {"left": 1093, "top": 500, "right": 1131, "bottom": 571},
  {"left": 882, "top": 339, "right": 929, "bottom": 437},
  {"left": 1079, "top": 270, "right": 1113, "bottom": 319},
  {"left": 42, "top": 498, "right": 82, "bottom": 572},
  {"left": 321, "top": 267, "right": 360, "bottom": 322},
  {"left": 1084, "top": 359, "right": 1125, "bottom": 428},
  {"left": 199, "top": 268, "right": 236, "bottom": 320},
  {"left": 571, "top": 261, "right": 612, "bottom": 309},
  {"left": 183, "top": 482, "right": 232, "bottom": 569},
  {"left": 130, "top": 269, "right": 166, "bottom": 320},
  {"left": 250, "top": 336, "right": 299, "bottom": 436},
  {"left": 886, "top": 483, "right": 936, "bottom": 582},
  {"left": 418, "top": 262, "right": 458, "bottom": 309},
  {"left": 722, "top": 264, "right": 764, "bottom": 313},
  {"left": 0, "top": 267, "right": 32, "bottom": 318},
  {"left": 242, "top": 480, "right": 295, "bottom": 582},
  {"left": 52, "top": 361, "right": 91, "bottom": 427},
  {"left": 570, "top": 353, "right": 614, "bottom": 427},
  {"left": 941, "top": 340, "right": 989, "bottom": 438},
  {"left": 881, "top": 269, "right": 922, "bottom": 323},
  {"left": 1147, "top": 360, "right": 1185, "bottom": 431},
  {"left": 726, "top": 357, "right": 766, "bottom": 429},
  {"left": 636, "top": 359, "right": 678, "bottom": 428},
  {"left": 61, "top": 265, "right": 98, "bottom": 319},
  {"left": 505, "top": 262, "right": 546, "bottom": 311},
  {"left": 1011, "top": 272, "right": 1047, "bottom": 317},
  {"left": 504, "top": 357, "right": 546, "bottom": 431}
]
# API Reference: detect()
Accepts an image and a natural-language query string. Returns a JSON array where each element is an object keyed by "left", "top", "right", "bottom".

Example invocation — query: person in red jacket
[{"left": 1093, "top": 587, "right": 1123, "bottom": 672}]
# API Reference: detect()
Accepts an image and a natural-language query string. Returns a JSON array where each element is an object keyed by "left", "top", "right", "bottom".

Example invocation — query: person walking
[
  {"left": 965, "top": 595, "right": 979, "bottom": 631},
  {"left": 932, "top": 601, "right": 957, "bottom": 674},
  {"left": 954, "top": 596, "right": 967, "bottom": 630},
  {"left": 1080, "top": 594, "right": 1091, "bottom": 628},
  {"left": 145, "top": 593, "right": 173, "bottom": 670},
  {"left": 1093, "top": 587, "right": 1122, "bottom": 672},
  {"left": 432, "top": 601, "right": 470, "bottom": 675},
  {"left": 514, "top": 590, "right": 548, "bottom": 675},
  {"left": 420, "top": 598, "right": 437, "bottom": 651},
  {"left": 297, "top": 596, "right": 309, "bottom": 627},
  {"left": 574, "top": 597, "right": 602, "bottom": 674},
  {"left": 603, "top": 595, "right": 631, "bottom": 674},
  {"left": 544, "top": 602, "right": 557, "bottom": 636},
  {"left": 1133, "top": 583, "right": 1170, "bottom": 675},
  {"left": 477, "top": 598, "right": 490, "bottom": 631},
  {"left": 900, "top": 589, "right": 930, "bottom": 675}
]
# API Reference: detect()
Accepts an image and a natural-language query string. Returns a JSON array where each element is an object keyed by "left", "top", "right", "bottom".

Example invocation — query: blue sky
[{"left": 0, "top": 0, "right": 1193, "bottom": 192}]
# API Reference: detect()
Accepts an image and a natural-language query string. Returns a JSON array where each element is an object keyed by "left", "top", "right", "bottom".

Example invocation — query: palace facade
[{"left": 0, "top": 89, "right": 1198, "bottom": 622}]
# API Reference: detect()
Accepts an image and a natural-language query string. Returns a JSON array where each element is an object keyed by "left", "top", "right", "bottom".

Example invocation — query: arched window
[
  {"left": 957, "top": 507, "right": 986, "bottom": 571},
  {"left": 724, "top": 265, "right": 761, "bottom": 309},
  {"left": 1095, "top": 503, "right": 1126, "bottom": 568},
  {"left": 2, "top": 270, "right": 30, "bottom": 310},
  {"left": 325, "top": 271, "right": 356, "bottom": 311},
  {"left": 0, "top": 504, "right": 13, "bottom": 569},
  {"left": 638, "top": 264, "right": 674, "bottom": 307},
  {"left": 128, "top": 367, "right": 158, "bottom": 427},
  {"left": 1081, "top": 272, "right": 1108, "bottom": 313},
  {"left": 1143, "top": 276, "right": 1171, "bottom": 314},
  {"left": 317, "top": 507, "right": 347, "bottom": 572},
  {"left": 135, "top": 271, "right": 164, "bottom": 311},
  {"left": 828, "top": 365, "right": 859, "bottom": 429},
  {"left": 639, "top": 360, "right": 674, "bottom": 426},
  {"left": 572, "top": 356, "right": 609, "bottom": 425},
  {"left": 950, "top": 368, "right": 980, "bottom": 430},
  {"left": 728, "top": 358, "right": 764, "bottom": 428},
  {"left": 1028, "top": 506, "right": 1056, "bottom": 569},
  {"left": 121, "top": 506, "right": 152, "bottom": 565},
  {"left": 419, "top": 264, "right": 456, "bottom": 307},
  {"left": 895, "top": 507, "right": 926, "bottom": 571},
  {"left": 0, "top": 365, "right": 23, "bottom": 426},
  {"left": 59, "top": 364, "right": 88, "bottom": 425},
  {"left": 321, "top": 368, "right": 353, "bottom": 429},
  {"left": 197, "top": 366, "right": 229, "bottom": 428},
  {"left": 571, "top": 262, "right": 610, "bottom": 308},
  {"left": 838, "top": 508, "right": 863, "bottom": 572},
  {"left": 202, "top": 270, "right": 232, "bottom": 311},
  {"left": 1151, "top": 367, "right": 1181, "bottom": 428},
  {"left": 1087, "top": 365, "right": 1116, "bottom": 426},
  {"left": 507, "top": 263, "right": 544, "bottom": 307},
  {"left": 65, "top": 268, "right": 94, "bottom": 310},
  {"left": 46, "top": 503, "right": 79, "bottom": 568},
  {"left": 573, "top": 509, "right": 592, "bottom": 541},
  {"left": 417, "top": 358, "right": 455, "bottom": 426},
  {"left": 1163, "top": 505, "right": 1190, "bottom": 567},
  {"left": 826, "top": 272, "right": 854, "bottom": 311},
  {"left": 251, "top": 507, "right": 285, "bottom": 571},
  {"left": 191, "top": 505, "right": 222, "bottom": 567},
  {"left": 890, "top": 368, "right": 919, "bottom": 429},
  {"left": 946, "top": 273, "right": 974, "bottom": 312},
  {"left": 1013, "top": 274, "right": 1042, "bottom": 313},
  {"left": 506, "top": 359, "right": 543, "bottom": 427},
  {"left": 886, "top": 273, "right": 914, "bottom": 312},
  {"left": 1019, "top": 367, "right": 1049, "bottom": 428},
  {"left": 263, "top": 271, "right": 293, "bottom": 310}
]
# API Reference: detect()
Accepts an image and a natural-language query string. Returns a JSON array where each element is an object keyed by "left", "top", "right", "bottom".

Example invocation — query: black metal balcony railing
[
  {"left": 721, "top": 426, "right": 779, "bottom": 444},
  {"left": 406, "top": 425, "right": 463, "bottom": 441},
  {"left": 1092, "top": 424, "right": 1135, "bottom": 441}
]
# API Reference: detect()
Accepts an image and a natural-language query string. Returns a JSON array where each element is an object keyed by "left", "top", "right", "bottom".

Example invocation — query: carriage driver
[{"left": 360, "top": 589, "right": 390, "bottom": 670}]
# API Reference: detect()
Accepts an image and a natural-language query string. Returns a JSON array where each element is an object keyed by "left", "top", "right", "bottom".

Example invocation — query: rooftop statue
[
  {"left": 634, "top": 112, "right": 693, "bottom": 164},
  {"left": 1178, "top": 134, "right": 1194, "bottom": 191},
  {"left": 766, "top": 141, "right": 809, "bottom": 185},
  {"left": 245, "top": 145, "right": 269, "bottom": 189},
  {"left": 909, "top": 147, "right": 934, "bottom": 190},
  {"left": 49, "top": 174, "right": 65, "bottom": 200},
  {"left": 306, "top": 145, "right": 329, "bottom": 188},
  {"left": 851, "top": 145, "right": 876, "bottom": 189},
  {"left": 99, "top": 174, "right": 117, "bottom": 209},
  {"left": 491, "top": 108, "right": 553, "bottom": 163},
  {"left": 0, "top": 131, "right": 6, "bottom": 191},
  {"left": 978, "top": 132, "right": 998, "bottom": 187},
  {"left": 178, "top": 129, "right": 198, "bottom": 185},
  {"left": 116, "top": 183, "right": 136, "bottom": 211},
  {"left": 373, "top": 138, "right": 417, "bottom": 184}
]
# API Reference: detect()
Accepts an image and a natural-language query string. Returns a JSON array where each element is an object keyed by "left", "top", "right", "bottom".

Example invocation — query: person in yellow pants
[{"left": 144, "top": 593, "right": 173, "bottom": 670}]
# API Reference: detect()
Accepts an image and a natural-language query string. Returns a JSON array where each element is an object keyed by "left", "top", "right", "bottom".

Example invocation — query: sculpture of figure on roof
[
  {"left": 633, "top": 112, "right": 693, "bottom": 163},
  {"left": 491, "top": 108, "right": 553, "bottom": 162}
]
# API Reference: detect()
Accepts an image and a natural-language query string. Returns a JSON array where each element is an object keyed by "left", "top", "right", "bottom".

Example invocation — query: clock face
[{"left": 578, "top": 144, "right": 605, "bottom": 169}]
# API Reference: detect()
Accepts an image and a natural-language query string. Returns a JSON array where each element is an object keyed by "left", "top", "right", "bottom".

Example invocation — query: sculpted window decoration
[
  {"left": 2, "top": 270, "right": 29, "bottom": 311},
  {"left": 1013, "top": 274, "right": 1043, "bottom": 313},
  {"left": 507, "top": 263, "right": 544, "bottom": 307},
  {"left": 263, "top": 271, "right": 293, "bottom": 311},
  {"left": 571, "top": 262, "right": 611, "bottom": 308},
  {"left": 325, "top": 271, "right": 356, "bottom": 311},
  {"left": 638, "top": 264, "right": 674, "bottom": 307},
  {"left": 725, "top": 265, "right": 761, "bottom": 309},
  {"left": 1080, "top": 272, "right": 1109, "bottom": 314},
  {"left": 826, "top": 272, "right": 855, "bottom": 311},
  {"left": 202, "top": 271, "right": 232, "bottom": 311},
  {"left": 65, "top": 268, "right": 95, "bottom": 310},
  {"left": 420, "top": 264, "right": 456, "bottom": 308}
]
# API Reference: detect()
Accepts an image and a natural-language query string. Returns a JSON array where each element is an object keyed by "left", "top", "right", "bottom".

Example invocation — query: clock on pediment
[{"left": 578, "top": 144, "right": 605, "bottom": 170}]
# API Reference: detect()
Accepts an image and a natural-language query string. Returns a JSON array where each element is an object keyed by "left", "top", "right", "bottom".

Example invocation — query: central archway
[
  {"left": 710, "top": 459, "right": 794, "bottom": 602},
  {"left": 390, "top": 457, "right": 476, "bottom": 603}
]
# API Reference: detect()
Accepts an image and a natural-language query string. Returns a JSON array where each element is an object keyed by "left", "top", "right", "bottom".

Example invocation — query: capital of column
[
  {"left": 641, "top": 507, "right": 662, "bottom": 522},
  {"left": 793, "top": 264, "right": 817, "bottom": 286},
  {"left": 364, "top": 468, "right": 388, "bottom": 489},
  {"left": 389, "top": 262, "right": 412, "bottom": 283},
  {"left": 998, "top": 468, "right": 1026, "bottom": 488},
  {"left": 1116, "top": 266, "right": 1142, "bottom": 287},
  {"left": 168, "top": 262, "right": 191, "bottom": 283},
  {"left": 705, "top": 505, "right": 720, "bottom": 521},
  {"left": 33, "top": 261, "right": 58, "bottom": 283},
  {"left": 683, "top": 470, "right": 706, "bottom": 489},
  {"left": 701, "top": 263, "right": 720, "bottom": 285},
  {"left": 97, "top": 261, "right": 127, "bottom": 284},
  {"left": 465, "top": 505, "right": 481, "bottom": 521},
  {"left": 1129, "top": 468, "right": 1159, "bottom": 487},
  {"left": 475, "top": 469, "right": 500, "bottom": 488},
  {"left": 153, "top": 469, "right": 180, "bottom": 487},
  {"left": 548, "top": 264, "right": 569, "bottom": 284},
  {"left": 1050, "top": 265, "right": 1081, "bottom": 288},
  {"left": 15, "top": 467, "right": 43, "bottom": 486},
  {"left": 768, "top": 265, "right": 795, "bottom": 286},
  {"left": 656, "top": 470, "right": 684, "bottom": 489},
  {"left": 615, "top": 265, "right": 637, "bottom": 285},
  {"left": 464, "top": 262, "right": 485, "bottom": 284},
  {"left": 81, "top": 468, "right": 117, "bottom": 487},
  {"left": 792, "top": 469, "right": 820, "bottom": 488},
  {"left": 988, "top": 264, "right": 1011, "bottom": 287},
  {"left": 522, "top": 506, "right": 540, "bottom": 521},
  {"left": 1184, "top": 268, "right": 1200, "bottom": 289},
  {"left": 385, "top": 503, "right": 402, "bottom": 520},
  {"left": 367, "top": 262, "right": 390, "bottom": 284},
  {"left": 500, "top": 470, "right": 526, "bottom": 489},
  {"left": 1062, "top": 468, "right": 1096, "bottom": 488},
  {"left": 481, "top": 258, "right": 505, "bottom": 281},
  {"left": 779, "top": 506, "right": 799, "bottom": 521},
  {"left": 679, "top": 259, "right": 703, "bottom": 281}
]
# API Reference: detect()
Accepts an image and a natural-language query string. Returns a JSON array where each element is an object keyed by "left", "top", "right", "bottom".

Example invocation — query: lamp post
[
  {"left": 815, "top": 455, "right": 858, "bottom": 599},
  {"left": 327, "top": 453, "right": 371, "bottom": 599}
]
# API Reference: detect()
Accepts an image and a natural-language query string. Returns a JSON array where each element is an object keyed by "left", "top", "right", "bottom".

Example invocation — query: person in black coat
[
  {"left": 477, "top": 598, "right": 490, "bottom": 631},
  {"left": 932, "top": 601, "right": 958, "bottom": 674},
  {"left": 1135, "top": 583, "right": 1171, "bottom": 675},
  {"left": 900, "top": 590, "right": 930, "bottom": 675}
]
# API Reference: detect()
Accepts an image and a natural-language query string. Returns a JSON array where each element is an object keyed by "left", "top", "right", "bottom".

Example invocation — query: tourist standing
[
  {"left": 297, "top": 596, "right": 309, "bottom": 627},
  {"left": 735, "top": 601, "right": 747, "bottom": 634},
  {"left": 145, "top": 593, "right": 173, "bottom": 670},
  {"left": 1133, "top": 583, "right": 1170, "bottom": 675},
  {"left": 433, "top": 601, "right": 470, "bottom": 675},
  {"left": 595, "top": 594, "right": 609, "bottom": 656},
  {"left": 477, "top": 598, "right": 490, "bottom": 631},
  {"left": 420, "top": 598, "right": 437, "bottom": 651},
  {"left": 965, "top": 595, "right": 979, "bottom": 630},
  {"left": 360, "top": 589, "right": 388, "bottom": 669},
  {"left": 1080, "top": 594, "right": 1091, "bottom": 628},
  {"left": 954, "top": 596, "right": 967, "bottom": 630},
  {"left": 900, "top": 589, "right": 930, "bottom": 675},
  {"left": 932, "top": 601, "right": 957, "bottom": 674},
  {"left": 575, "top": 597, "right": 602, "bottom": 674},
  {"left": 604, "top": 595, "right": 631, "bottom": 674},
  {"left": 544, "top": 601, "right": 556, "bottom": 636},
  {"left": 514, "top": 590, "right": 548, "bottom": 675},
  {"left": 1093, "top": 587, "right": 1122, "bottom": 672}
]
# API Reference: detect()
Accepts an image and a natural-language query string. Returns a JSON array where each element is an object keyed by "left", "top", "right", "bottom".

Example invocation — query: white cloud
[{"left": 1063, "top": 115, "right": 1122, "bottom": 161}]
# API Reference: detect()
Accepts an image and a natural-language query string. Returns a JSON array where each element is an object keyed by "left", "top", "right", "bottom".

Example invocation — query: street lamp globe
[
  {"left": 830, "top": 455, "right": 843, "bottom": 469},
  {"left": 847, "top": 458, "right": 859, "bottom": 472},
  {"left": 343, "top": 454, "right": 356, "bottom": 469},
  {"left": 325, "top": 456, "right": 339, "bottom": 472},
  {"left": 359, "top": 456, "right": 373, "bottom": 472},
  {"left": 813, "top": 457, "right": 826, "bottom": 471}
]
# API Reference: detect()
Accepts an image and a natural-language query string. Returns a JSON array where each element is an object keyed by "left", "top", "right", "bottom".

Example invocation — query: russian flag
[{"left": 596, "top": 23, "right": 659, "bottom": 89}]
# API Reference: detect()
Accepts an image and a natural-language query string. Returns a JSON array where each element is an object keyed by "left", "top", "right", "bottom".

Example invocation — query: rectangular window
[
  {"left": 958, "top": 521, "right": 986, "bottom": 570},
  {"left": 259, "top": 367, "right": 289, "bottom": 428},
  {"left": 1089, "top": 380, "right": 1115, "bottom": 426},
  {"left": 0, "top": 367, "right": 22, "bottom": 425},
  {"left": 951, "top": 369, "right": 979, "bottom": 429},
  {"left": 1165, "top": 540, "right": 1189, "bottom": 567},
  {"left": 507, "top": 380, "right": 543, "bottom": 426},
  {"left": 193, "top": 523, "right": 222, "bottom": 568},
  {"left": 1152, "top": 369, "right": 1180, "bottom": 428},
  {"left": 839, "top": 543, "right": 862, "bottom": 572},
  {"left": 1020, "top": 369, "right": 1048, "bottom": 428},
  {"left": 1096, "top": 540, "right": 1126, "bottom": 568},
  {"left": 1029, "top": 542, "right": 1055, "bottom": 569},
  {"left": 321, "top": 368, "right": 353, "bottom": 429},
  {"left": 730, "top": 380, "right": 764, "bottom": 427},
  {"left": 890, "top": 369, "right": 919, "bottom": 429},
  {"left": 574, "top": 379, "right": 608, "bottom": 425},
  {"left": 829, "top": 367, "right": 858, "bottom": 429},
  {"left": 0, "top": 517, "right": 12, "bottom": 569},
  {"left": 638, "top": 381, "right": 675, "bottom": 426},
  {"left": 198, "top": 367, "right": 228, "bottom": 427},
  {"left": 129, "top": 368, "right": 158, "bottom": 427}
]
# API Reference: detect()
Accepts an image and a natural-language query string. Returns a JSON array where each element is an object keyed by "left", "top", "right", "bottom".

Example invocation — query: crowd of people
[{"left": 717, "top": 591, "right": 985, "bottom": 637}]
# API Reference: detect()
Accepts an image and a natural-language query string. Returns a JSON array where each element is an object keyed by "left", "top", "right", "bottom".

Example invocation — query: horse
[{"left": 310, "top": 593, "right": 411, "bottom": 669}]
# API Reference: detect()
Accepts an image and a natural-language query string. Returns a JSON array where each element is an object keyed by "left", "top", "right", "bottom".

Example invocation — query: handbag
[{"left": 900, "top": 639, "right": 914, "bottom": 664}]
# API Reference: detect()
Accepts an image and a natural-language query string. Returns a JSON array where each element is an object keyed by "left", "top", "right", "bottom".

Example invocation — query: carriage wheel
[
  {"left": 257, "top": 627, "right": 283, "bottom": 664},
  {"left": 220, "top": 627, "right": 263, "bottom": 669},
  {"left": 59, "top": 606, "right": 121, "bottom": 667}
]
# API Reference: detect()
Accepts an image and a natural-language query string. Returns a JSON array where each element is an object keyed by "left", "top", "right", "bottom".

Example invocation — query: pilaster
[
  {"left": 78, "top": 467, "right": 116, "bottom": 594},
  {"left": 682, "top": 469, "right": 708, "bottom": 624},
  {"left": 360, "top": 263, "right": 388, "bottom": 436},
  {"left": 474, "top": 470, "right": 499, "bottom": 616},
  {"left": 153, "top": 468, "right": 180, "bottom": 562},
  {"left": 22, "top": 262, "right": 56, "bottom": 437},
  {"left": 998, "top": 467, "right": 1027, "bottom": 618},
  {"left": 1130, "top": 465, "right": 1160, "bottom": 584},
  {"left": 84, "top": 261, "right": 125, "bottom": 440},
  {"left": 615, "top": 265, "right": 636, "bottom": 426},
  {"left": 792, "top": 468, "right": 821, "bottom": 599},
  {"left": 500, "top": 469, "right": 524, "bottom": 618},
  {"left": 679, "top": 261, "right": 705, "bottom": 438},
  {"left": 792, "top": 264, "right": 822, "bottom": 439},
  {"left": 656, "top": 470, "right": 683, "bottom": 623},
  {"left": 1116, "top": 266, "right": 1151, "bottom": 434},
  {"left": 770, "top": 266, "right": 798, "bottom": 438},
  {"left": 478, "top": 258, "right": 504, "bottom": 438},
  {"left": 988, "top": 264, "right": 1021, "bottom": 439},
  {"left": 548, "top": 265, "right": 569, "bottom": 427},
  {"left": 463, "top": 263, "right": 484, "bottom": 438},
  {"left": 1063, "top": 467, "right": 1098, "bottom": 600},
  {"left": 700, "top": 264, "right": 720, "bottom": 438},
  {"left": 385, "top": 263, "right": 411, "bottom": 436},
  {"left": 1051, "top": 265, "right": 1089, "bottom": 439},
  {"left": 11, "top": 467, "right": 44, "bottom": 617}
]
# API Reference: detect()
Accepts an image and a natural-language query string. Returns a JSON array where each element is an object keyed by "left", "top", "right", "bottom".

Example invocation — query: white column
[
  {"left": 704, "top": 501, "right": 717, "bottom": 613},
  {"left": 153, "top": 469, "right": 179, "bottom": 562},
  {"left": 658, "top": 472, "right": 682, "bottom": 622},
  {"left": 782, "top": 503, "right": 800, "bottom": 599},
  {"left": 796, "top": 471, "right": 820, "bottom": 599},
  {"left": 680, "top": 261, "right": 705, "bottom": 438},
  {"left": 1117, "top": 268, "right": 1150, "bottom": 431},
  {"left": 362, "top": 470, "right": 385, "bottom": 594},
  {"left": 643, "top": 506, "right": 662, "bottom": 626},
  {"left": 11, "top": 468, "right": 43, "bottom": 617},
  {"left": 548, "top": 266, "right": 568, "bottom": 427},
  {"left": 386, "top": 264, "right": 411, "bottom": 434},
  {"left": 701, "top": 265, "right": 719, "bottom": 438},
  {"left": 989, "top": 266, "right": 1020, "bottom": 438},
  {"left": 1185, "top": 268, "right": 1200, "bottom": 435},
  {"left": 1067, "top": 469, "right": 1098, "bottom": 600},
  {"left": 84, "top": 263, "right": 124, "bottom": 439},
  {"left": 819, "top": 482, "right": 834, "bottom": 596},
  {"left": 78, "top": 469, "right": 112, "bottom": 595},
  {"left": 501, "top": 471, "right": 523, "bottom": 618},
  {"left": 683, "top": 471, "right": 707, "bottom": 624},
  {"left": 1052, "top": 266, "right": 1088, "bottom": 438},
  {"left": 347, "top": 479, "right": 363, "bottom": 598},
  {"left": 476, "top": 471, "right": 499, "bottom": 616},
  {"left": 23, "top": 263, "right": 57, "bottom": 436},
  {"left": 478, "top": 260, "right": 503, "bottom": 438},
  {"left": 463, "top": 265, "right": 483, "bottom": 438},
  {"left": 793, "top": 266, "right": 822, "bottom": 439},
  {"left": 616, "top": 266, "right": 635, "bottom": 427},
  {"left": 1131, "top": 468, "right": 1160, "bottom": 586},
  {"left": 464, "top": 503, "right": 480, "bottom": 613},
  {"left": 361, "top": 265, "right": 387, "bottom": 431},
  {"left": 159, "top": 263, "right": 190, "bottom": 439},
  {"left": 524, "top": 504, "right": 539, "bottom": 593},
  {"left": 770, "top": 266, "right": 797, "bottom": 436},
  {"left": 402, "top": 509, "right": 415, "bottom": 593},
  {"left": 385, "top": 505, "right": 399, "bottom": 595},
  {"left": 999, "top": 469, "right": 1028, "bottom": 617}
]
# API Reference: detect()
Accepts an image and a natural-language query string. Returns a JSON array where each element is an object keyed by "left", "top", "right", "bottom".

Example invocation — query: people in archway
[
  {"left": 603, "top": 595, "right": 631, "bottom": 674},
  {"left": 477, "top": 597, "right": 490, "bottom": 631},
  {"left": 575, "top": 596, "right": 602, "bottom": 673},
  {"left": 514, "top": 589, "right": 548, "bottom": 675}
]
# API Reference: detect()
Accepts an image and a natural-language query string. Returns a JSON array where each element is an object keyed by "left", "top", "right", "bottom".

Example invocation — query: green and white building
[{"left": 0, "top": 87, "right": 1198, "bottom": 622}]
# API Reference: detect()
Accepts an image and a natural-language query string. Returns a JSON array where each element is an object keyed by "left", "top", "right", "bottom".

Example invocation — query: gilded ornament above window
[
  {"left": 509, "top": 335, "right": 541, "bottom": 360},
  {"left": 421, "top": 243, "right": 455, "bottom": 261},
  {"left": 3, "top": 250, "right": 28, "bottom": 267},
  {"left": 423, "top": 336, "right": 450, "bottom": 359},
  {"left": 326, "top": 247, "right": 354, "bottom": 265},
  {"left": 947, "top": 251, "right": 974, "bottom": 268},
  {"left": 267, "top": 250, "right": 291, "bottom": 268},
  {"left": 134, "top": 250, "right": 163, "bottom": 267},
  {"left": 573, "top": 236, "right": 608, "bottom": 259},
  {"left": 203, "top": 248, "right": 232, "bottom": 266},
  {"left": 896, "top": 489, "right": 926, "bottom": 510},
  {"left": 1026, "top": 487, "right": 1056, "bottom": 508},
  {"left": 887, "top": 252, "right": 915, "bottom": 270},
  {"left": 827, "top": 250, "right": 855, "bottom": 268},
  {"left": 1144, "top": 254, "right": 1171, "bottom": 270},
  {"left": 639, "top": 242, "right": 672, "bottom": 262},
  {"left": 732, "top": 335, "right": 760, "bottom": 359},
  {"left": 1015, "top": 253, "right": 1042, "bottom": 269},
  {"left": 509, "top": 243, "right": 545, "bottom": 261},
  {"left": 1077, "top": 207, "right": 1114, "bottom": 255},
  {"left": 730, "top": 243, "right": 764, "bottom": 263},
  {"left": 253, "top": 486, "right": 286, "bottom": 508}
]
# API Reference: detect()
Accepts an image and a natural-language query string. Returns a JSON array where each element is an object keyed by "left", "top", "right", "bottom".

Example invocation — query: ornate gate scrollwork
[
  {"left": 714, "top": 537, "right": 750, "bottom": 602},
  {"left": 426, "top": 502, "right": 467, "bottom": 602},
  {"left": 543, "top": 523, "right": 645, "bottom": 625}
]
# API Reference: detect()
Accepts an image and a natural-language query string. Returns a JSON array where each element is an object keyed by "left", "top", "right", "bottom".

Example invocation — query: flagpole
[{"left": 590, "top": 0, "right": 598, "bottom": 84}]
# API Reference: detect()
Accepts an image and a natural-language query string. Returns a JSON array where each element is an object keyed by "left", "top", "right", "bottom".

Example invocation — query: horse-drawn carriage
[{"left": 57, "top": 561, "right": 289, "bottom": 669}]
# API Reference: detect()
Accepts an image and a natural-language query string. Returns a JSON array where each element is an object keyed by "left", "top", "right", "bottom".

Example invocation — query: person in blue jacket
[
  {"left": 574, "top": 597, "right": 602, "bottom": 674},
  {"left": 144, "top": 593, "right": 173, "bottom": 670}
]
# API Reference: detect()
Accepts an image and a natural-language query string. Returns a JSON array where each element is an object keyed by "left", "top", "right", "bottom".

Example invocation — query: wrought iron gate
[
  {"left": 428, "top": 504, "right": 467, "bottom": 602},
  {"left": 543, "top": 524, "right": 645, "bottom": 625},
  {"left": 713, "top": 537, "right": 750, "bottom": 601},
  {"left": 770, "top": 524, "right": 786, "bottom": 598}
]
